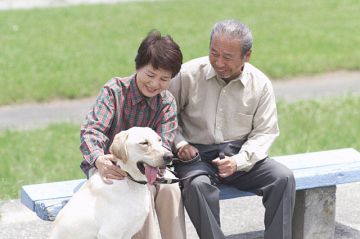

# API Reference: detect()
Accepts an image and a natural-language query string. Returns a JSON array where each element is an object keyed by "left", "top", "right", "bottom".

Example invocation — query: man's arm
[
  {"left": 232, "top": 82, "right": 279, "bottom": 172},
  {"left": 156, "top": 94, "right": 178, "bottom": 152},
  {"left": 168, "top": 73, "right": 200, "bottom": 160},
  {"left": 168, "top": 72, "right": 190, "bottom": 149},
  {"left": 213, "top": 82, "right": 279, "bottom": 177}
]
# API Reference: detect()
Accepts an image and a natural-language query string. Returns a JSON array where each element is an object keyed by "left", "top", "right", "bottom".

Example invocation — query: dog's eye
[{"left": 139, "top": 140, "right": 149, "bottom": 146}]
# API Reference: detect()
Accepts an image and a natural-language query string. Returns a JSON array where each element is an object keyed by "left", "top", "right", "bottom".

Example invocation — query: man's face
[
  {"left": 136, "top": 64, "right": 172, "bottom": 97},
  {"left": 209, "top": 35, "right": 251, "bottom": 82}
]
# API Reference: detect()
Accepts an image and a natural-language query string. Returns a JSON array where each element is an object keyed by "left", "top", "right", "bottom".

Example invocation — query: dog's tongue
[{"left": 144, "top": 165, "right": 158, "bottom": 185}]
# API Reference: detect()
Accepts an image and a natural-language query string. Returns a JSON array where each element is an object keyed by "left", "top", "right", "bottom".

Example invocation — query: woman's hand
[{"left": 95, "top": 154, "right": 127, "bottom": 184}]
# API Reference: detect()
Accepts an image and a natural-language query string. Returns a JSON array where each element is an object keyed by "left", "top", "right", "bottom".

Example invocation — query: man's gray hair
[{"left": 210, "top": 19, "right": 253, "bottom": 56}]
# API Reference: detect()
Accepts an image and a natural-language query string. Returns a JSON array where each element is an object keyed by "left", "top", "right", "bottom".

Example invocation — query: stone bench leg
[{"left": 292, "top": 186, "right": 336, "bottom": 239}]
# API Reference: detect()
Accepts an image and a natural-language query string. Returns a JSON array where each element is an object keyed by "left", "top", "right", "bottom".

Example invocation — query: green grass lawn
[
  {"left": 1, "top": 95, "right": 360, "bottom": 199},
  {"left": 0, "top": 123, "right": 84, "bottom": 199},
  {"left": 1, "top": 0, "right": 359, "bottom": 105},
  {"left": 271, "top": 95, "right": 360, "bottom": 155}
]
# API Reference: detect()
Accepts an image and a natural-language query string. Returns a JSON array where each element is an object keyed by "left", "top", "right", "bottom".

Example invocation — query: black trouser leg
[{"left": 182, "top": 175, "right": 225, "bottom": 239}]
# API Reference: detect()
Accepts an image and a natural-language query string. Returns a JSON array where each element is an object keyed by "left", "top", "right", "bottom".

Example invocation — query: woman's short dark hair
[{"left": 135, "top": 30, "right": 183, "bottom": 78}]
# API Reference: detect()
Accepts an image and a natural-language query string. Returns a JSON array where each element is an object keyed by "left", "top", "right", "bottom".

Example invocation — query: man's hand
[
  {"left": 95, "top": 154, "right": 127, "bottom": 184},
  {"left": 177, "top": 144, "right": 199, "bottom": 161},
  {"left": 212, "top": 156, "right": 237, "bottom": 178}
]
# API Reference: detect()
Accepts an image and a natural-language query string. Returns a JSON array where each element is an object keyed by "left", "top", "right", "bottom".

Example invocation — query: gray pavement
[
  {"left": 1, "top": 182, "right": 360, "bottom": 239},
  {"left": 0, "top": 71, "right": 360, "bottom": 238},
  {"left": 1, "top": 70, "right": 360, "bottom": 132}
]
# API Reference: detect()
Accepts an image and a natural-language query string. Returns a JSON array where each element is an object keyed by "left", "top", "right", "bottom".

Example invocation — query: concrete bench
[{"left": 21, "top": 148, "right": 360, "bottom": 239}]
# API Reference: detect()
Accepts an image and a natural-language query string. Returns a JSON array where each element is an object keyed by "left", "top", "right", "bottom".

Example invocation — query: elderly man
[{"left": 169, "top": 19, "right": 296, "bottom": 239}]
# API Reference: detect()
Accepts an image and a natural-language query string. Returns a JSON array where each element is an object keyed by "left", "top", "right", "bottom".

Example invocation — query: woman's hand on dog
[{"left": 95, "top": 154, "right": 127, "bottom": 184}]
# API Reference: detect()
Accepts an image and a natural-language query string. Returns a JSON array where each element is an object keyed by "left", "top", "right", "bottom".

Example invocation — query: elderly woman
[{"left": 80, "top": 30, "right": 185, "bottom": 239}]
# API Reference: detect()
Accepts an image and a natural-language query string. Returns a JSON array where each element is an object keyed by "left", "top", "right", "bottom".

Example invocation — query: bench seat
[
  {"left": 20, "top": 148, "right": 360, "bottom": 239},
  {"left": 219, "top": 147, "right": 360, "bottom": 199}
]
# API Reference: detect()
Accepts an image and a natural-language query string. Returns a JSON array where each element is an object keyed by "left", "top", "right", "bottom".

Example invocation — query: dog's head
[{"left": 110, "top": 127, "right": 173, "bottom": 184}]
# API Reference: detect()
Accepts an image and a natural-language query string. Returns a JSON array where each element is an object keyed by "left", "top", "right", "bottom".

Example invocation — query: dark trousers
[{"left": 176, "top": 143, "right": 296, "bottom": 239}]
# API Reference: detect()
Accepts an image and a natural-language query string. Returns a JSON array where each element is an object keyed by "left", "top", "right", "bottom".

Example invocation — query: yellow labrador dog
[{"left": 50, "top": 127, "right": 173, "bottom": 239}]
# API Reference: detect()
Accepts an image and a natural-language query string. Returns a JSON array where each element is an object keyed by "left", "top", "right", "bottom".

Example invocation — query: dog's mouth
[{"left": 137, "top": 162, "right": 159, "bottom": 185}]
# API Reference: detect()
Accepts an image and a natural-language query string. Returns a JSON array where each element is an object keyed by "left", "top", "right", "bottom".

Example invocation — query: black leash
[
  {"left": 127, "top": 152, "right": 225, "bottom": 184},
  {"left": 155, "top": 171, "right": 211, "bottom": 184},
  {"left": 126, "top": 154, "right": 212, "bottom": 185},
  {"left": 126, "top": 171, "right": 208, "bottom": 185},
  {"left": 155, "top": 154, "right": 214, "bottom": 185}
]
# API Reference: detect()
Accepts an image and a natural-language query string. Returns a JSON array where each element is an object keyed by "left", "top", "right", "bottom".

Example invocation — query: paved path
[
  {"left": 1, "top": 70, "right": 359, "bottom": 132},
  {"left": 1, "top": 182, "right": 360, "bottom": 239}
]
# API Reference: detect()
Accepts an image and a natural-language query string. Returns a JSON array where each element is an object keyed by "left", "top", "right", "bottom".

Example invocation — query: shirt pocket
[{"left": 224, "top": 112, "right": 253, "bottom": 140}]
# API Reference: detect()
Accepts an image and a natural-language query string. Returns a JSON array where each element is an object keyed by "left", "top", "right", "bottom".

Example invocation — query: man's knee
[
  {"left": 276, "top": 165, "right": 295, "bottom": 191},
  {"left": 184, "top": 174, "right": 211, "bottom": 188},
  {"left": 156, "top": 184, "right": 181, "bottom": 201},
  {"left": 182, "top": 175, "right": 218, "bottom": 199}
]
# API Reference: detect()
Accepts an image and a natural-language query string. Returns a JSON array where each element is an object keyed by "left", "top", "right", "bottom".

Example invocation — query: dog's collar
[
  {"left": 126, "top": 172, "right": 147, "bottom": 185},
  {"left": 112, "top": 160, "right": 148, "bottom": 185},
  {"left": 126, "top": 172, "right": 182, "bottom": 185},
  {"left": 126, "top": 170, "right": 211, "bottom": 185},
  {"left": 125, "top": 171, "right": 180, "bottom": 185},
  {"left": 125, "top": 153, "right": 204, "bottom": 185}
]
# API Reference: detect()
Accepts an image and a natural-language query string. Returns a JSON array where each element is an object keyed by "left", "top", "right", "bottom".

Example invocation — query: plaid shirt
[{"left": 80, "top": 75, "right": 177, "bottom": 176}]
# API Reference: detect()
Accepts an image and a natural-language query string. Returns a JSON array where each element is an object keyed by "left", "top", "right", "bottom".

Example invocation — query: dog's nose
[{"left": 163, "top": 152, "right": 173, "bottom": 164}]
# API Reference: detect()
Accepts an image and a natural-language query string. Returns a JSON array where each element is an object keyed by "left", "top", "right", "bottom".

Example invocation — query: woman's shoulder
[
  {"left": 105, "top": 75, "right": 134, "bottom": 89},
  {"left": 159, "top": 90, "right": 176, "bottom": 105}
]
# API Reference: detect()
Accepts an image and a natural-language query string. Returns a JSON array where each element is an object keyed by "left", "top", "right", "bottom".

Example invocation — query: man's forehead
[{"left": 211, "top": 36, "right": 241, "bottom": 49}]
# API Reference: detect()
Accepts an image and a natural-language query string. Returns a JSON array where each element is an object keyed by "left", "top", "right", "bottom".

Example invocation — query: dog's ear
[{"left": 110, "top": 131, "right": 129, "bottom": 164}]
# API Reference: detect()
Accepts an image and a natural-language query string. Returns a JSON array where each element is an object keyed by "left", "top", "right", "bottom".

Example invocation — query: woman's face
[{"left": 136, "top": 64, "right": 172, "bottom": 97}]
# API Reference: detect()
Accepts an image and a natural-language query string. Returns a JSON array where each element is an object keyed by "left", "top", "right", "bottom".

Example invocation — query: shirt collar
[
  {"left": 205, "top": 66, "right": 217, "bottom": 81},
  {"left": 130, "top": 75, "right": 157, "bottom": 110},
  {"left": 205, "top": 62, "right": 250, "bottom": 87},
  {"left": 239, "top": 63, "right": 250, "bottom": 86}
]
